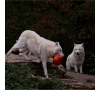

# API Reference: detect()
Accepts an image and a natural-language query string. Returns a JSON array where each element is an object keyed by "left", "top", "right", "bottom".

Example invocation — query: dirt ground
[{"left": 5, "top": 54, "right": 95, "bottom": 89}]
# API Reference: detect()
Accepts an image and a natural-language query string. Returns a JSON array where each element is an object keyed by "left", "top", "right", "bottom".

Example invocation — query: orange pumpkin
[{"left": 53, "top": 54, "right": 62, "bottom": 65}]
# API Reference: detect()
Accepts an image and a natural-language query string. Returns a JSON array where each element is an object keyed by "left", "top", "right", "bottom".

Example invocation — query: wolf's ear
[
  {"left": 82, "top": 43, "right": 84, "bottom": 47},
  {"left": 56, "top": 42, "right": 59, "bottom": 46},
  {"left": 74, "top": 43, "right": 76, "bottom": 46},
  {"left": 16, "top": 40, "right": 18, "bottom": 42}
]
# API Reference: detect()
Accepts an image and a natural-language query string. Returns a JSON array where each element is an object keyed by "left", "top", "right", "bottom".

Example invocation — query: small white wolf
[
  {"left": 66, "top": 43, "right": 85, "bottom": 73},
  {"left": 7, "top": 30, "right": 64, "bottom": 78}
]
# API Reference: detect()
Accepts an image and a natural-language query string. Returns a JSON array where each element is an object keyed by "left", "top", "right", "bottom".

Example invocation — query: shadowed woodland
[{"left": 5, "top": 0, "right": 95, "bottom": 75}]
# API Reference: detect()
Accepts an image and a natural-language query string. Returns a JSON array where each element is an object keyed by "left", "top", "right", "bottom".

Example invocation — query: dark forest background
[{"left": 5, "top": 0, "right": 95, "bottom": 75}]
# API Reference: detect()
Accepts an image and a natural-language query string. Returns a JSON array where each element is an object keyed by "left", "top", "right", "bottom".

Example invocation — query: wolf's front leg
[
  {"left": 74, "top": 65, "right": 78, "bottom": 73},
  {"left": 42, "top": 61, "right": 48, "bottom": 78},
  {"left": 6, "top": 43, "right": 19, "bottom": 57},
  {"left": 28, "top": 51, "right": 31, "bottom": 56},
  {"left": 66, "top": 62, "right": 71, "bottom": 71},
  {"left": 22, "top": 51, "right": 31, "bottom": 60},
  {"left": 79, "top": 65, "right": 83, "bottom": 73}
]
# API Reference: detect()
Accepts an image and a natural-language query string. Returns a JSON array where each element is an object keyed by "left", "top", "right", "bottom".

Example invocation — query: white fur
[
  {"left": 66, "top": 43, "right": 85, "bottom": 73},
  {"left": 16, "top": 40, "right": 32, "bottom": 60},
  {"left": 7, "top": 30, "right": 64, "bottom": 78}
]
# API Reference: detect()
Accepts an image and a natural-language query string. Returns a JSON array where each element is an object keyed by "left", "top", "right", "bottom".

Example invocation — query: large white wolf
[
  {"left": 66, "top": 43, "right": 85, "bottom": 73},
  {"left": 7, "top": 30, "right": 64, "bottom": 78}
]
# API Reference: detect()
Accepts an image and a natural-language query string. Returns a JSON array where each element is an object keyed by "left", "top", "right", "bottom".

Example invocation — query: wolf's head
[
  {"left": 73, "top": 43, "right": 85, "bottom": 56},
  {"left": 54, "top": 42, "right": 64, "bottom": 57}
]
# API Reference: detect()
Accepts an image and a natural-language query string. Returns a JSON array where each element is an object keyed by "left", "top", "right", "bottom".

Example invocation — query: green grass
[{"left": 5, "top": 63, "right": 68, "bottom": 89}]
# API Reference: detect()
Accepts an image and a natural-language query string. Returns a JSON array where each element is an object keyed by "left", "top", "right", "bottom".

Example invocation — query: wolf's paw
[
  {"left": 26, "top": 58, "right": 32, "bottom": 61},
  {"left": 75, "top": 71, "right": 78, "bottom": 73},
  {"left": 80, "top": 72, "right": 83, "bottom": 74},
  {"left": 32, "top": 59, "right": 40, "bottom": 63},
  {"left": 41, "top": 77, "right": 51, "bottom": 80},
  {"left": 47, "top": 77, "right": 51, "bottom": 79}
]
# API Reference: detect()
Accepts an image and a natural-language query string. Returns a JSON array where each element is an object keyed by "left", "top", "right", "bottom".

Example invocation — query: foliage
[
  {"left": 83, "top": 50, "right": 95, "bottom": 75},
  {"left": 5, "top": 0, "right": 95, "bottom": 75},
  {"left": 5, "top": 63, "right": 68, "bottom": 89}
]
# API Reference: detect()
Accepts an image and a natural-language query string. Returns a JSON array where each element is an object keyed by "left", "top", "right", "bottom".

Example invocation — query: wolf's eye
[
  {"left": 75, "top": 49, "right": 77, "bottom": 50},
  {"left": 79, "top": 49, "right": 81, "bottom": 50}
]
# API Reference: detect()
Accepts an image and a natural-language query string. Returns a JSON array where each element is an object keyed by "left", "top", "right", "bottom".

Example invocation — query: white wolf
[
  {"left": 7, "top": 30, "right": 64, "bottom": 78},
  {"left": 66, "top": 43, "right": 85, "bottom": 73}
]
